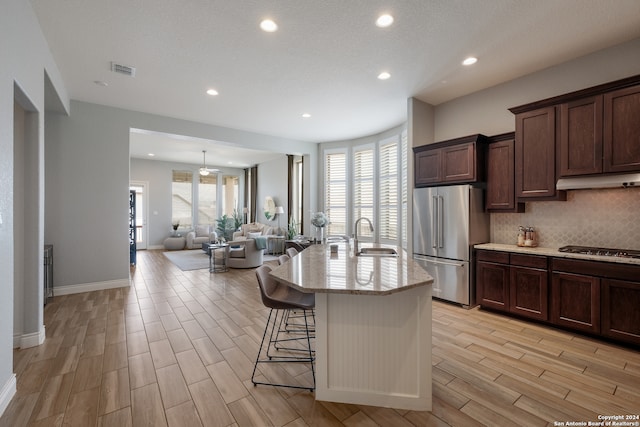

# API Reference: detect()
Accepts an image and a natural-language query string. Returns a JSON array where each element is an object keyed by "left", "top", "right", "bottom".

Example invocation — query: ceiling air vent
[{"left": 110, "top": 62, "right": 136, "bottom": 77}]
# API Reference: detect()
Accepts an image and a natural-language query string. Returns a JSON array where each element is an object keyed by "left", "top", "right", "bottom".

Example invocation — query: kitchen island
[{"left": 269, "top": 243, "right": 434, "bottom": 411}]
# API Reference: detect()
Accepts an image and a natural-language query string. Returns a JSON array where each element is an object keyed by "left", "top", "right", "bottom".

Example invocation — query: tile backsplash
[{"left": 491, "top": 187, "right": 640, "bottom": 249}]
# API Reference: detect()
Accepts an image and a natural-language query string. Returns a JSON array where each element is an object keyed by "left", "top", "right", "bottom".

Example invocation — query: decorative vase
[{"left": 315, "top": 226, "right": 324, "bottom": 244}]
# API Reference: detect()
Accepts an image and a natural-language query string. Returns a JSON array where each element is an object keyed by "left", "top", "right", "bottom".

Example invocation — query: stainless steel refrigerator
[{"left": 412, "top": 184, "right": 489, "bottom": 307}]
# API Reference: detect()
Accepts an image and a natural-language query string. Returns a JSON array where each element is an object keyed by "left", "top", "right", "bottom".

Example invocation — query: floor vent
[{"left": 111, "top": 62, "right": 136, "bottom": 77}]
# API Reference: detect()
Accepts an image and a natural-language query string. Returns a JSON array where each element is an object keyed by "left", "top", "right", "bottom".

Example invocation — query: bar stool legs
[{"left": 251, "top": 307, "right": 315, "bottom": 391}]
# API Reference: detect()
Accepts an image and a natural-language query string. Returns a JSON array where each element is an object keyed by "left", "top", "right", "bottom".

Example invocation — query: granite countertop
[
  {"left": 269, "top": 243, "right": 433, "bottom": 295},
  {"left": 475, "top": 243, "right": 640, "bottom": 266}
]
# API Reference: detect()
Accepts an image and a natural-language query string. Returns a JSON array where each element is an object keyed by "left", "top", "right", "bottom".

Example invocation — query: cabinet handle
[{"left": 432, "top": 195, "right": 438, "bottom": 248}]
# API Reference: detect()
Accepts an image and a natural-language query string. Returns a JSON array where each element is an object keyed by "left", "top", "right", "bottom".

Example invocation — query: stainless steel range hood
[{"left": 556, "top": 173, "right": 640, "bottom": 190}]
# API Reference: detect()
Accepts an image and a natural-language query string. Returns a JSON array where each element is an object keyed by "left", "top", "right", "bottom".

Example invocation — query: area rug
[
  {"left": 163, "top": 250, "right": 279, "bottom": 271},
  {"left": 163, "top": 250, "right": 210, "bottom": 271}
]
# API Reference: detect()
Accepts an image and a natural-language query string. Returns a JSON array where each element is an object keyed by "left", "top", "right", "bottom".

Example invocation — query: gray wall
[
  {"left": 0, "top": 0, "right": 69, "bottom": 414},
  {"left": 256, "top": 155, "right": 288, "bottom": 228},
  {"left": 432, "top": 37, "right": 640, "bottom": 141}
]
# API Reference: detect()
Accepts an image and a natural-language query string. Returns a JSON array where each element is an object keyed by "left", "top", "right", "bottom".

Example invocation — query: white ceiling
[{"left": 31, "top": 0, "right": 640, "bottom": 167}]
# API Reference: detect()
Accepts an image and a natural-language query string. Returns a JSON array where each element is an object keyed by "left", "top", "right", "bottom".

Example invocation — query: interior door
[{"left": 129, "top": 182, "right": 147, "bottom": 249}]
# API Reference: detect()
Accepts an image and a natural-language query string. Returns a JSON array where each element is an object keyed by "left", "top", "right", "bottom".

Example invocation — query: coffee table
[{"left": 206, "top": 243, "right": 229, "bottom": 273}]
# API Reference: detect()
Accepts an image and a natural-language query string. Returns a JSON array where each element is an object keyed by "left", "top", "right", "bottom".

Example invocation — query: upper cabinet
[
  {"left": 514, "top": 107, "right": 564, "bottom": 200},
  {"left": 510, "top": 74, "right": 640, "bottom": 195},
  {"left": 414, "top": 134, "right": 487, "bottom": 187},
  {"left": 559, "top": 85, "right": 640, "bottom": 177},
  {"left": 603, "top": 85, "right": 640, "bottom": 173},
  {"left": 486, "top": 133, "right": 524, "bottom": 212},
  {"left": 559, "top": 96, "right": 603, "bottom": 176}
]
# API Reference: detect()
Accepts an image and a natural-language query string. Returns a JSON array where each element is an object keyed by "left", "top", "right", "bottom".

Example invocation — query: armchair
[
  {"left": 186, "top": 225, "right": 218, "bottom": 249},
  {"left": 226, "top": 238, "right": 264, "bottom": 269}
]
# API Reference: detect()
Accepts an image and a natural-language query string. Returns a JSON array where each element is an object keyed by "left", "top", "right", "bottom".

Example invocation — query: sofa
[
  {"left": 232, "top": 222, "right": 277, "bottom": 241},
  {"left": 185, "top": 225, "right": 218, "bottom": 249}
]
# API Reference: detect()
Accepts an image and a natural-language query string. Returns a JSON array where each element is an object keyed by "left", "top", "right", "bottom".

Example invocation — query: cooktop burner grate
[{"left": 558, "top": 245, "right": 640, "bottom": 259}]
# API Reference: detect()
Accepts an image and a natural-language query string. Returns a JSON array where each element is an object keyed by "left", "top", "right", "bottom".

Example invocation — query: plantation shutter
[{"left": 325, "top": 152, "right": 347, "bottom": 235}]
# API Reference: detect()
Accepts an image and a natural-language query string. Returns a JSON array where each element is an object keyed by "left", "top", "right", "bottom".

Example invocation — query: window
[
  {"left": 379, "top": 138, "right": 398, "bottom": 242},
  {"left": 222, "top": 175, "right": 239, "bottom": 217},
  {"left": 353, "top": 146, "right": 374, "bottom": 239},
  {"left": 400, "top": 130, "right": 408, "bottom": 248},
  {"left": 172, "top": 170, "right": 193, "bottom": 228},
  {"left": 324, "top": 151, "right": 347, "bottom": 235},
  {"left": 321, "top": 127, "right": 408, "bottom": 247},
  {"left": 197, "top": 174, "right": 217, "bottom": 225}
]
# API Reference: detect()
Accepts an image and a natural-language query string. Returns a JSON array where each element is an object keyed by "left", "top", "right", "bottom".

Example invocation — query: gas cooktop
[{"left": 558, "top": 245, "right": 640, "bottom": 259}]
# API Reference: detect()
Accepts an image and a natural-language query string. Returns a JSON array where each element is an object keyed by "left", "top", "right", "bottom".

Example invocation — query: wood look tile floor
[{"left": 2, "top": 249, "right": 639, "bottom": 427}]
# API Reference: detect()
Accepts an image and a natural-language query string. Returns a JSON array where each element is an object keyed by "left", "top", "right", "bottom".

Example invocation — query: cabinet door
[
  {"left": 486, "top": 139, "right": 523, "bottom": 211},
  {"left": 415, "top": 149, "right": 441, "bottom": 186},
  {"left": 559, "top": 96, "right": 603, "bottom": 176},
  {"left": 551, "top": 272, "right": 600, "bottom": 334},
  {"left": 510, "top": 266, "right": 548, "bottom": 321},
  {"left": 515, "top": 107, "right": 558, "bottom": 198},
  {"left": 476, "top": 261, "right": 509, "bottom": 311},
  {"left": 442, "top": 142, "right": 475, "bottom": 182},
  {"left": 604, "top": 85, "right": 640, "bottom": 173},
  {"left": 601, "top": 279, "right": 640, "bottom": 345}
]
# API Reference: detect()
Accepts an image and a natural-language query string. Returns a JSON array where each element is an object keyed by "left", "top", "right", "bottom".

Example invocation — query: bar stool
[
  {"left": 251, "top": 265, "right": 315, "bottom": 391},
  {"left": 286, "top": 247, "right": 299, "bottom": 258}
]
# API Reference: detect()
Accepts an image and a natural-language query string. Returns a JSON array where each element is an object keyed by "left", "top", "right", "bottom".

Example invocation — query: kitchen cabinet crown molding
[{"left": 509, "top": 74, "right": 640, "bottom": 115}]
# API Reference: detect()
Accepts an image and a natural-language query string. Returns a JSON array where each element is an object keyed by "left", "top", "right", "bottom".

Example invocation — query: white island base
[{"left": 315, "top": 284, "right": 432, "bottom": 411}]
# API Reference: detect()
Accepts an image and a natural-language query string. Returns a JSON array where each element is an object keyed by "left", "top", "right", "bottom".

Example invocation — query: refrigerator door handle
[
  {"left": 432, "top": 195, "right": 438, "bottom": 248},
  {"left": 413, "top": 255, "right": 465, "bottom": 268},
  {"left": 438, "top": 195, "right": 444, "bottom": 249}
]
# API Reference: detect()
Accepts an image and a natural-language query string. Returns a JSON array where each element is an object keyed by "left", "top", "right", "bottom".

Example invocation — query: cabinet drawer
[
  {"left": 552, "top": 258, "right": 640, "bottom": 281},
  {"left": 476, "top": 250, "right": 509, "bottom": 264},
  {"left": 510, "top": 253, "right": 548, "bottom": 269}
]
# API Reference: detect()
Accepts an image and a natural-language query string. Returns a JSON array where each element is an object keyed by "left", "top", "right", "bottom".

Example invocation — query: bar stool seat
[{"left": 251, "top": 265, "right": 315, "bottom": 391}]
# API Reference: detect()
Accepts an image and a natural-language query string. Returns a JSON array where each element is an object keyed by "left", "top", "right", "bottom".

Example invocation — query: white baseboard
[
  {"left": 147, "top": 244, "right": 164, "bottom": 250},
  {"left": 54, "top": 278, "right": 130, "bottom": 296},
  {"left": 0, "top": 374, "right": 16, "bottom": 418},
  {"left": 13, "top": 325, "right": 46, "bottom": 349}
]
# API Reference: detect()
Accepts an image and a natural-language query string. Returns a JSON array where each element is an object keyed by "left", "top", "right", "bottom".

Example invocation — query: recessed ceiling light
[
  {"left": 206, "top": 89, "right": 218, "bottom": 96},
  {"left": 377, "top": 72, "right": 391, "bottom": 80},
  {"left": 148, "top": 153, "right": 155, "bottom": 157},
  {"left": 94, "top": 80, "right": 108, "bottom": 87},
  {"left": 260, "top": 19, "right": 278, "bottom": 32},
  {"left": 376, "top": 14, "right": 394, "bottom": 28},
  {"left": 462, "top": 57, "right": 478, "bottom": 66},
  {"left": 302, "top": 113, "right": 311, "bottom": 118}
]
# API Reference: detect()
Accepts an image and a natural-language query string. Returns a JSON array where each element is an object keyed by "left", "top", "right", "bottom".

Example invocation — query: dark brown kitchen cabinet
[
  {"left": 476, "top": 250, "right": 548, "bottom": 321},
  {"left": 551, "top": 272, "right": 600, "bottom": 334},
  {"left": 514, "top": 107, "right": 565, "bottom": 200},
  {"left": 604, "top": 85, "right": 640, "bottom": 173},
  {"left": 476, "top": 251, "right": 510, "bottom": 311},
  {"left": 413, "top": 134, "right": 487, "bottom": 187},
  {"left": 486, "top": 133, "right": 524, "bottom": 212},
  {"left": 601, "top": 279, "right": 640, "bottom": 345},
  {"left": 559, "top": 96, "right": 603, "bottom": 177},
  {"left": 509, "top": 253, "right": 548, "bottom": 321}
]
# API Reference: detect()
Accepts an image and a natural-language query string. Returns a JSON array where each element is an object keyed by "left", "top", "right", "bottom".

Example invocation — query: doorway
[{"left": 129, "top": 182, "right": 148, "bottom": 250}]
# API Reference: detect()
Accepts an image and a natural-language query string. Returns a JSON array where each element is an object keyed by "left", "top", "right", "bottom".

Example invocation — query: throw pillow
[
  {"left": 247, "top": 231, "right": 262, "bottom": 239},
  {"left": 196, "top": 225, "right": 209, "bottom": 237}
]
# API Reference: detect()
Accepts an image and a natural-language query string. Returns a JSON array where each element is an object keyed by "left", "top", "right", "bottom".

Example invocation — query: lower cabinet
[
  {"left": 601, "top": 279, "right": 640, "bottom": 344},
  {"left": 476, "top": 250, "right": 548, "bottom": 321},
  {"left": 551, "top": 272, "right": 600, "bottom": 334},
  {"left": 476, "top": 251, "right": 640, "bottom": 346},
  {"left": 510, "top": 265, "right": 548, "bottom": 321}
]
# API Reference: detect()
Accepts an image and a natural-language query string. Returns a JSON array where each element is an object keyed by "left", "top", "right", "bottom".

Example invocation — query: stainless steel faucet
[{"left": 353, "top": 217, "right": 374, "bottom": 254}]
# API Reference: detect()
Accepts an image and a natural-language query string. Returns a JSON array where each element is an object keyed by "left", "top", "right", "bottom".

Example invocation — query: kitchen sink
[{"left": 356, "top": 247, "right": 398, "bottom": 257}]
